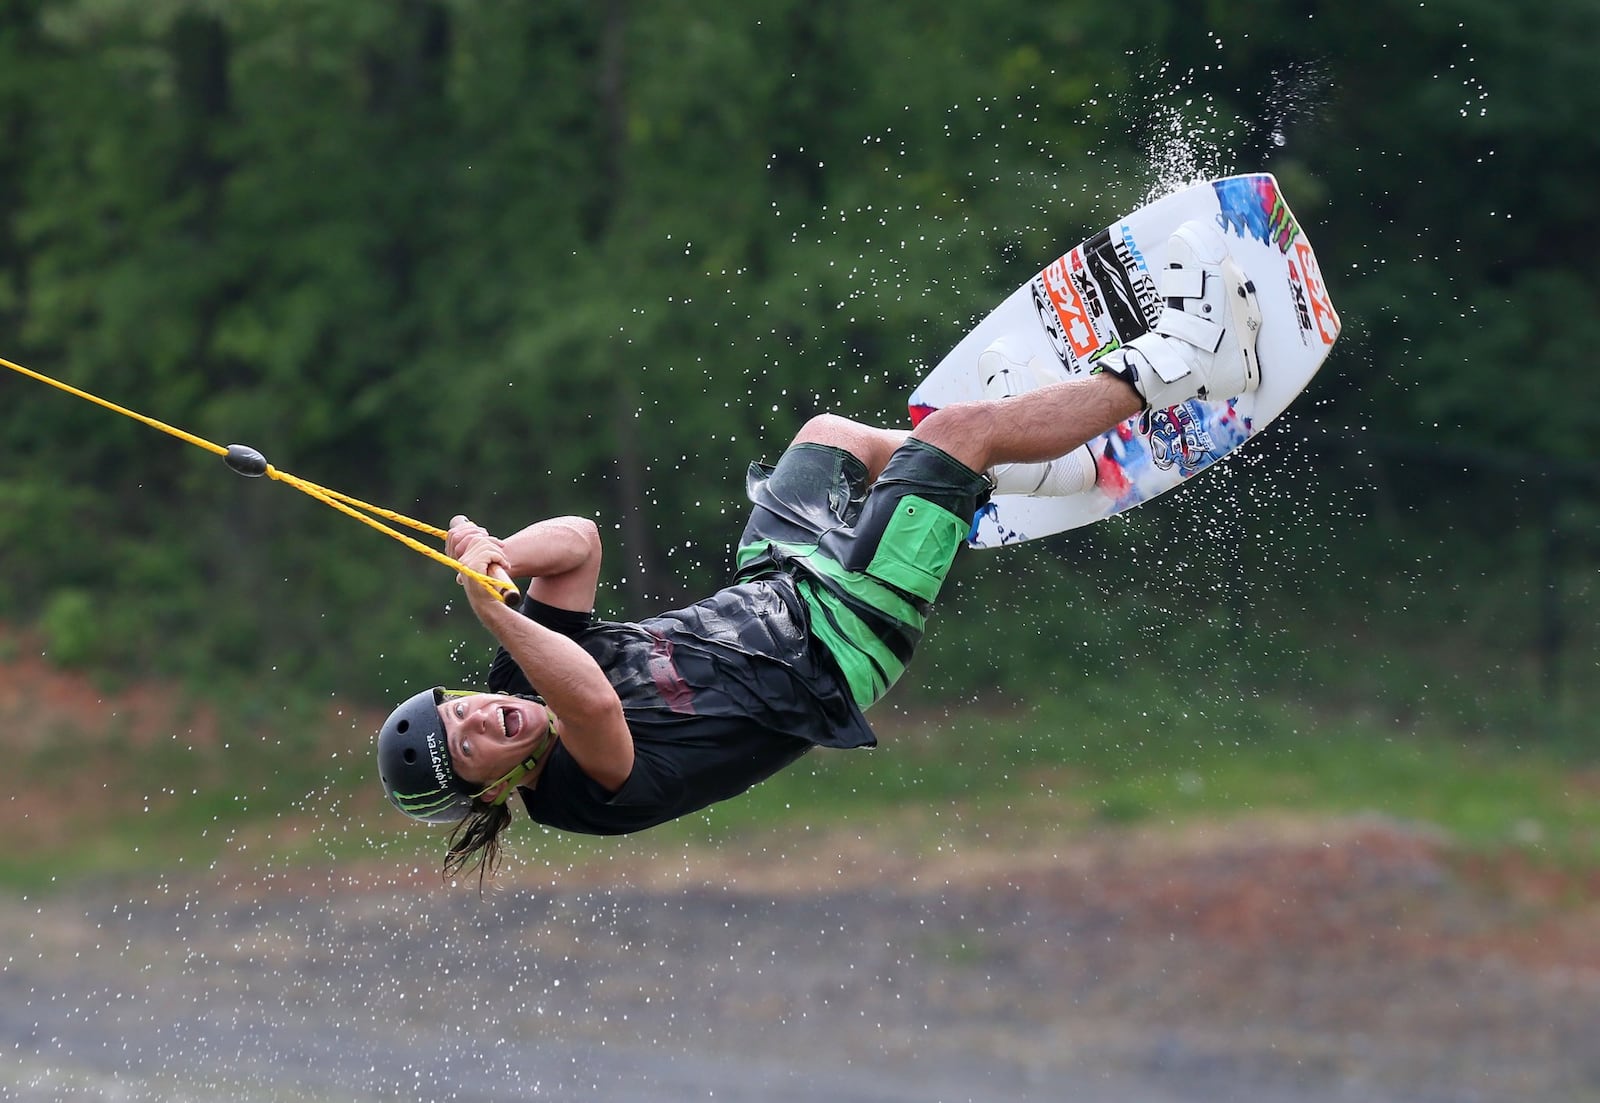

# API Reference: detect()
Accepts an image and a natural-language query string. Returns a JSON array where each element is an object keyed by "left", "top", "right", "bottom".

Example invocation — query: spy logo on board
[
  {"left": 1030, "top": 249, "right": 1102, "bottom": 371},
  {"left": 1284, "top": 247, "right": 1339, "bottom": 347},
  {"left": 1293, "top": 240, "right": 1339, "bottom": 345}
]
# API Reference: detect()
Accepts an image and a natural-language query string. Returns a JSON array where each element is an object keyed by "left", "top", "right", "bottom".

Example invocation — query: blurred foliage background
[{"left": 0, "top": 0, "right": 1594, "bottom": 744}]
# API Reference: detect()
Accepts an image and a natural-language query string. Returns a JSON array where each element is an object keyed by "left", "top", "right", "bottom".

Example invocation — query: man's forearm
[
  {"left": 499, "top": 516, "right": 599, "bottom": 580},
  {"left": 471, "top": 596, "right": 604, "bottom": 708},
  {"left": 467, "top": 591, "right": 634, "bottom": 787}
]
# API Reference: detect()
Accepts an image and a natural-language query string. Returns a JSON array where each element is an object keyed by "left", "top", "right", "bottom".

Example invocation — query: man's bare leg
[
  {"left": 910, "top": 373, "right": 1140, "bottom": 478},
  {"left": 908, "top": 216, "right": 1263, "bottom": 492},
  {"left": 787, "top": 413, "right": 909, "bottom": 481},
  {"left": 781, "top": 375, "right": 1135, "bottom": 489}
]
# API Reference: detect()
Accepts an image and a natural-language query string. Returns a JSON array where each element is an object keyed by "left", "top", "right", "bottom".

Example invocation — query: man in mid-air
[{"left": 377, "top": 220, "right": 1261, "bottom": 881}]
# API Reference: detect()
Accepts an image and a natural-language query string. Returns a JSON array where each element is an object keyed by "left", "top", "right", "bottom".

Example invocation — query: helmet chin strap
[{"left": 473, "top": 706, "right": 559, "bottom": 805}]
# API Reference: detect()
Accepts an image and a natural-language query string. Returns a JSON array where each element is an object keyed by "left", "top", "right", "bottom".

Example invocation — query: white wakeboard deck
[{"left": 909, "top": 173, "right": 1341, "bottom": 547}]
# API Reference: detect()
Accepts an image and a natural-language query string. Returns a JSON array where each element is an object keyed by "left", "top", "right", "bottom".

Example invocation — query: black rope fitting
[{"left": 224, "top": 443, "right": 269, "bottom": 477}]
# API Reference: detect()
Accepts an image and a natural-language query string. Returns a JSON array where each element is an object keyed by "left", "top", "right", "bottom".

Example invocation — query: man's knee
[
  {"left": 792, "top": 413, "right": 862, "bottom": 447},
  {"left": 790, "top": 414, "right": 908, "bottom": 479},
  {"left": 910, "top": 403, "right": 994, "bottom": 474}
]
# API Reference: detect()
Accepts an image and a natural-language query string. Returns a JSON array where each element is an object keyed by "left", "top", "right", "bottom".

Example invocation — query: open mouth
[{"left": 499, "top": 707, "right": 523, "bottom": 739}]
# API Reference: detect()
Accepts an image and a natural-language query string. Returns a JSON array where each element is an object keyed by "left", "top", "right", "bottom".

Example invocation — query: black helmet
[{"left": 377, "top": 688, "right": 476, "bottom": 823}]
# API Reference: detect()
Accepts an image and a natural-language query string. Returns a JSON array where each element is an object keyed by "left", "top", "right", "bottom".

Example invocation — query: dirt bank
[{"left": 3, "top": 814, "right": 1597, "bottom": 1103}]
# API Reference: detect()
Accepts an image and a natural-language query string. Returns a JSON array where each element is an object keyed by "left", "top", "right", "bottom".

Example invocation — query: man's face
[{"left": 437, "top": 692, "right": 547, "bottom": 787}]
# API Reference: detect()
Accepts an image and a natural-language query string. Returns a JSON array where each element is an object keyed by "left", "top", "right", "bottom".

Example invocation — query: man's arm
[{"left": 451, "top": 518, "right": 632, "bottom": 790}]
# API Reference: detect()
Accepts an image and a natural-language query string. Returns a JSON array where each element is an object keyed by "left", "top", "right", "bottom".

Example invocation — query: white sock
[{"left": 988, "top": 445, "right": 1097, "bottom": 497}]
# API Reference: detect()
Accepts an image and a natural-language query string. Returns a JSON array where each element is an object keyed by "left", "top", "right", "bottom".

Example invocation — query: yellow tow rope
[{"left": 1, "top": 353, "right": 519, "bottom": 604}]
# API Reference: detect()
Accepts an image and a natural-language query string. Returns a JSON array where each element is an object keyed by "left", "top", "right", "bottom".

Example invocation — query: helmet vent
[{"left": 379, "top": 687, "right": 470, "bottom": 824}]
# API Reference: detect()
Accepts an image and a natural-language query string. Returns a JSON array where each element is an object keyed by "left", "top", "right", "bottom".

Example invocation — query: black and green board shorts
[{"left": 735, "top": 438, "right": 990, "bottom": 709}]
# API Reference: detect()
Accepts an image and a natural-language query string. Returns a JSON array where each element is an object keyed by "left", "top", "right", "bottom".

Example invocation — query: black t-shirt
[{"left": 486, "top": 576, "right": 875, "bottom": 836}]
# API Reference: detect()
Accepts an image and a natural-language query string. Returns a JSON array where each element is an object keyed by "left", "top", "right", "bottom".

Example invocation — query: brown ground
[{"left": 2, "top": 634, "right": 1598, "bottom": 1102}]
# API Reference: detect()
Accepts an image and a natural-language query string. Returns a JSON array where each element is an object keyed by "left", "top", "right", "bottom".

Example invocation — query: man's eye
[
  {"left": 461, "top": 739, "right": 473, "bottom": 757},
  {"left": 455, "top": 703, "right": 466, "bottom": 719}
]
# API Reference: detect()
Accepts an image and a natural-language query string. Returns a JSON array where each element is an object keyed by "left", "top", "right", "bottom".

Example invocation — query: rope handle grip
[{"left": 486, "top": 564, "right": 521, "bottom": 607}]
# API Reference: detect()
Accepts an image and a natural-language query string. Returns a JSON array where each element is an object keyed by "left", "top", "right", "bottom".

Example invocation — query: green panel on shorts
[
  {"left": 795, "top": 579, "right": 903, "bottom": 707},
  {"left": 794, "top": 547, "right": 927, "bottom": 629},
  {"left": 863, "top": 495, "right": 968, "bottom": 602},
  {"left": 737, "top": 493, "right": 967, "bottom": 709},
  {"left": 737, "top": 537, "right": 933, "bottom": 709},
  {"left": 735, "top": 539, "right": 770, "bottom": 573}
]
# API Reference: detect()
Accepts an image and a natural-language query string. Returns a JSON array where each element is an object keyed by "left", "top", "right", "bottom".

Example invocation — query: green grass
[
  {"left": 627, "top": 677, "right": 1600, "bottom": 872},
  {"left": 6, "top": 659, "right": 1597, "bottom": 893}
]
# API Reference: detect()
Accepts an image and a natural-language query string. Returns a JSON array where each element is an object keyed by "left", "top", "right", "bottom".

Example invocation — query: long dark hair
[
  {"left": 443, "top": 799, "right": 514, "bottom": 890},
  {"left": 440, "top": 692, "right": 555, "bottom": 890}
]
